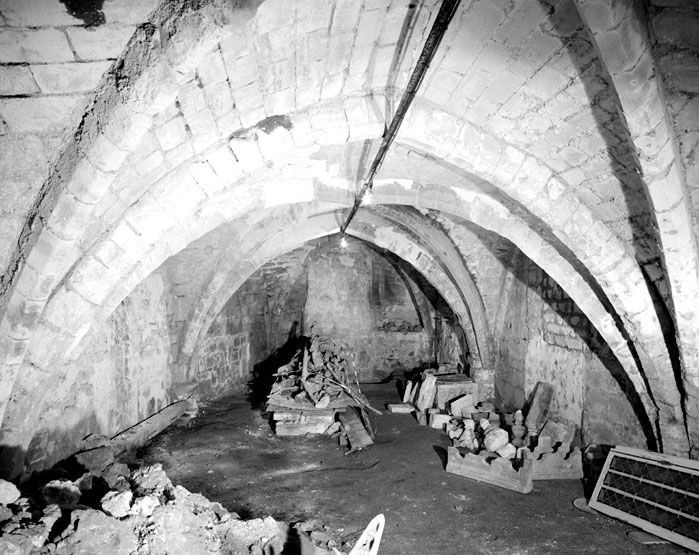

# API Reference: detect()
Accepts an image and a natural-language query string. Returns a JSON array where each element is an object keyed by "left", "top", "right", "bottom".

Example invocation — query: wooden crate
[{"left": 588, "top": 446, "right": 699, "bottom": 551}]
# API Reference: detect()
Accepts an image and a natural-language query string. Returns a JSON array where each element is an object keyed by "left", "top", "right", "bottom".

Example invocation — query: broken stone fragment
[
  {"left": 103, "top": 462, "right": 131, "bottom": 489},
  {"left": 483, "top": 427, "right": 509, "bottom": 453},
  {"left": 129, "top": 464, "right": 172, "bottom": 497},
  {"left": 455, "top": 426, "right": 478, "bottom": 450},
  {"left": 0, "top": 537, "right": 22, "bottom": 555},
  {"left": 41, "top": 504, "right": 62, "bottom": 531},
  {"left": 42, "top": 479, "right": 82, "bottom": 507},
  {"left": 0, "top": 479, "right": 21, "bottom": 505},
  {"left": 101, "top": 490, "right": 132, "bottom": 518},
  {"left": 315, "top": 393, "right": 331, "bottom": 408},
  {"left": 53, "top": 509, "right": 138, "bottom": 555},
  {"left": 7, "top": 520, "right": 51, "bottom": 550},
  {"left": 130, "top": 494, "right": 160, "bottom": 516},
  {"left": 0, "top": 504, "right": 12, "bottom": 522},
  {"left": 146, "top": 504, "right": 221, "bottom": 555},
  {"left": 496, "top": 443, "right": 517, "bottom": 459}
]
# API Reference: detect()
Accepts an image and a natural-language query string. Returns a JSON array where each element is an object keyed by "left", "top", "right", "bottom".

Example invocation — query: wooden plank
[
  {"left": 338, "top": 407, "right": 373, "bottom": 450},
  {"left": 524, "top": 381, "right": 553, "bottom": 435},
  {"left": 111, "top": 400, "right": 190, "bottom": 455},
  {"left": 588, "top": 446, "right": 699, "bottom": 552},
  {"left": 446, "top": 446, "right": 533, "bottom": 494}
]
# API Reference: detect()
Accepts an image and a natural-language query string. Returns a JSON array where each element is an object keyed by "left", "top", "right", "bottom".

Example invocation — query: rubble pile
[
  {"left": 392, "top": 373, "right": 582, "bottom": 493},
  {"left": 0, "top": 443, "right": 351, "bottom": 555},
  {"left": 267, "top": 334, "right": 378, "bottom": 449}
]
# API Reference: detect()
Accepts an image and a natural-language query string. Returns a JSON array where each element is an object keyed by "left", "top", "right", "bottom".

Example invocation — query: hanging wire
[{"left": 339, "top": 0, "right": 462, "bottom": 236}]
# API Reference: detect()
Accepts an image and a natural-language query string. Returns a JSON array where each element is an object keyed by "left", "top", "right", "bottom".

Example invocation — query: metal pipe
[{"left": 340, "top": 0, "right": 462, "bottom": 236}]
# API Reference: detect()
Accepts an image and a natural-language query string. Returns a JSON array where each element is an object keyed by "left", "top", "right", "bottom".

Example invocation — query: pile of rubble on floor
[
  {"left": 391, "top": 372, "right": 582, "bottom": 493},
  {"left": 266, "top": 334, "right": 379, "bottom": 451},
  {"left": 0, "top": 440, "right": 357, "bottom": 555}
]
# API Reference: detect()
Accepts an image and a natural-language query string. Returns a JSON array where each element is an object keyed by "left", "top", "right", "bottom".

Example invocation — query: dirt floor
[{"left": 141, "top": 383, "right": 691, "bottom": 555}]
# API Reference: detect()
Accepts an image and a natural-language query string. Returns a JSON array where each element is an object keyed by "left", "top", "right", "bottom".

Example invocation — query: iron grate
[{"left": 589, "top": 446, "right": 699, "bottom": 551}]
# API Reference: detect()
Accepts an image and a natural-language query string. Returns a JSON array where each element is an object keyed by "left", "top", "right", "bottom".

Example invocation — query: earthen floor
[{"left": 142, "top": 383, "right": 690, "bottom": 555}]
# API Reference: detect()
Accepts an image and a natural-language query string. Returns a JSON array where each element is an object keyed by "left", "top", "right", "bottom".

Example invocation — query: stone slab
[
  {"left": 387, "top": 403, "right": 415, "bottom": 414},
  {"left": 415, "top": 373, "right": 437, "bottom": 412},
  {"left": 446, "top": 446, "right": 533, "bottom": 494}
]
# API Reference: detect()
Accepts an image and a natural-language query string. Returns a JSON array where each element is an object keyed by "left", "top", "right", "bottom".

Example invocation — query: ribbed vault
[{"left": 0, "top": 0, "right": 697, "bottom": 477}]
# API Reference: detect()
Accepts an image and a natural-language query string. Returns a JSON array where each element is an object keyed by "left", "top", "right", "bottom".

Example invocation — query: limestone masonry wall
[
  {"left": 496, "top": 254, "right": 648, "bottom": 449},
  {"left": 196, "top": 237, "right": 436, "bottom": 390},
  {"left": 303, "top": 237, "right": 433, "bottom": 382},
  {"left": 26, "top": 272, "right": 171, "bottom": 472}
]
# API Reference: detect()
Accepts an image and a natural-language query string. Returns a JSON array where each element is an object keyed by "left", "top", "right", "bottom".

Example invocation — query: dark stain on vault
[{"left": 60, "top": 0, "right": 105, "bottom": 26}]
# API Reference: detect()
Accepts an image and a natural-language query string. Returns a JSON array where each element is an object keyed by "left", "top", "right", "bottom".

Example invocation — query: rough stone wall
[
  {"left": 496, "top": 255, "right": 647, "bottom": 448},
  {"left": 304, "top": 237, "right": 432, "bottom": 382},
  {"left": 192, "top": 246, "right": 312, "bottom": 397},
  {"left": 26, "top": 271, "right": 171, "bottom": 472},
  {"left": 195, "top": 237, "right": 434, "bottom": 390}
]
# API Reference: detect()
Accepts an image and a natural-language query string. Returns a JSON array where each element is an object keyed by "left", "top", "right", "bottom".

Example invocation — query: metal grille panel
[{"left": 589, "top": 446, "right": 699, "bottom": 551}]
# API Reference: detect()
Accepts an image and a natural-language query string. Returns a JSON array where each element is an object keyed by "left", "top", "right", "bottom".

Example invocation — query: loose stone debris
[
  {"left": 400, "top": 373, "right": 582, "bottom": 493},
  {"left": 266, "top": 334, "right": 378, "bottom": 450},
  {"left": 0, "top": 438, "right": 367, "bottom": 555}
]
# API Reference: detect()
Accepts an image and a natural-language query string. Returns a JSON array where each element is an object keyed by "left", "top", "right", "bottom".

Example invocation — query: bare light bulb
[
  {"left": 362, "top": 189, "right": 373, "bottom": 205},
  {"left": 340, "top": 236, "right": 348, "bottom": 248}
]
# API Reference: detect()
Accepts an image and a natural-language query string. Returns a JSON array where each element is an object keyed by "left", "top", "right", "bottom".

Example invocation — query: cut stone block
[
  {"left": 0, "top": 29, "right": 75, "bottom": 63},
  {"left": 416, "top": 373, "right": 437, "bottom": 412},
  {"left": 446, "top": 447, "right": 533, "bottom": 494},
  {"left": 435, "top": 375, "right": 477, "bottom": 410},
  {"left": 31, "top": 61, "right": 111, "bottom": 94},
  {"left": 0, "top": 65, "right": 40, "bottom": 95},
  {"left": 429, "top": 413, "right": 452, "bottom": 430},
  {"left": 66, "top": 25, "right": 135, "bottom": 60},
  {"left": 387, "top": 403, "right": 415, "bottom": 414},
  {"left": 448, "top": 394, "right": 474, "bottom": 417}
]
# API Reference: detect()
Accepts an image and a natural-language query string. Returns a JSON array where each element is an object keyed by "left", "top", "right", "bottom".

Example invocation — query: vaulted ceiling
[{"left": 0, "top": 0, "right": 697, "bottom": 467}]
